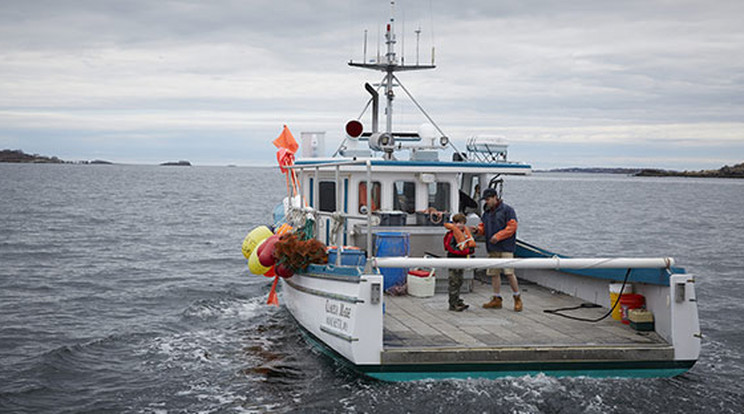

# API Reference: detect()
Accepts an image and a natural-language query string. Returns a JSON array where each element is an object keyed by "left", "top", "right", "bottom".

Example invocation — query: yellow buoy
[
  {"left": 248, "top": 239, "right": 271, "bottom": 275},
  {"left": 241, "top": 225, "right": 273, "bottom": 259}
]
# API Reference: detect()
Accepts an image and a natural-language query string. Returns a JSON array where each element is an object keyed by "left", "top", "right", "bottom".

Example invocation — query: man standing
[{"left": 474, "top": 188, "right": 523, "bottom": 312}]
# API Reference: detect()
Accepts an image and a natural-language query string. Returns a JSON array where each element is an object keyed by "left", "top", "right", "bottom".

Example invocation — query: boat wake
[{"left": 180, "top": 296, "right": 263, "bottom": 322}]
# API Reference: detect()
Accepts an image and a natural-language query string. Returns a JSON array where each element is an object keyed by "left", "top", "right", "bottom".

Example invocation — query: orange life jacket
[{"left": 444, "top": 222, "right": 476, "bottom": 249}]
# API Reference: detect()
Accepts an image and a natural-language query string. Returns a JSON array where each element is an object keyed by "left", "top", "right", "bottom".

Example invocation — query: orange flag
[
  {"left": 267, "top": 276, "right": 280, "bottom": 306},
  {"left": 272, "top": 125, "right": 299, "bottom": 154}
]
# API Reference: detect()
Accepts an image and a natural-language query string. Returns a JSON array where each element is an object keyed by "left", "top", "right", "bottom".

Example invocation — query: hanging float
[
  {"left": 241, "top": 220, "right": 328, "bottom": 305},
  {"left": 241, "top": 225, "right": 273, "bottom": 259}
]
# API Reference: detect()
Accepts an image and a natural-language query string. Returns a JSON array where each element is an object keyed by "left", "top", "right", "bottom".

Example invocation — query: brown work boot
[
  {"left": 483, "top": 296, "right": 502, "bottom": 309},
  {"left": 514, "top": 295, "right": 523, "bottom": 312}
]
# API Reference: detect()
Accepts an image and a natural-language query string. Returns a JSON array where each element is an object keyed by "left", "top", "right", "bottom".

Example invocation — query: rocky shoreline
[{"left": 0, "top": 149, "right": 114, "bottom": 164}]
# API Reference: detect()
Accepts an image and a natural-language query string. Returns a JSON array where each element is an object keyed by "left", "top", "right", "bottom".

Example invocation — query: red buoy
[
  {"left": 274, "top": 262, "right": 295, "bottom": 278},
  {"left": 258, "top": 235, "right": 279, "bottom": 267}
]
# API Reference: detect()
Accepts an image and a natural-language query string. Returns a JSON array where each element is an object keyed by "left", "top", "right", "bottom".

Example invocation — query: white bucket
[
  {"left": 407, "top": 270, "right": 435, "bottom": 297},
  {"left": 609, "top": 283, "right": 634, "bottom": 295}
]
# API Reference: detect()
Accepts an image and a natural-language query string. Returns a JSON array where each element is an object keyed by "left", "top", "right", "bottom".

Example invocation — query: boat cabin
[{"left": 294, "top": 155, "right": 530, "bottom": 247}]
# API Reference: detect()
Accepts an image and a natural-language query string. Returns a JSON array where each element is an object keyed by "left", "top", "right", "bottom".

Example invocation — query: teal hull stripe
[
  {"left": 358, "top": 359, "right": 696, "bottom": 381},
  {"left": 365, "top": 367, "right": 693, "bottom": 381}
]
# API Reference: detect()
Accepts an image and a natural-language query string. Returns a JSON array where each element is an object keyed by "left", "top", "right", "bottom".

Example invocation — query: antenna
[
  {"left": 376, "top": 26, "right": 380, "bottom": 63},
  {"left": 401, "top": 18, "right": 405, "bottom": 65},
  {"left": 363, "top": 29, "right": 368, "bottom": 63},
  {"left": 415, "top": 26, "right": 421, "bottom": 65}
]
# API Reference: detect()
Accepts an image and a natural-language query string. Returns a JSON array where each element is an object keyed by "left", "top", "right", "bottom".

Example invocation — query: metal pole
[
  {"left": 366, "top": 160, "right": 373, "bottom": 259},
  {"left": 372, "top": 257, "right": 675, "bottom": 270},
  {"left": 385, "top": 14, "right": 395, "bottom": 135},
  {"left": 392, "top": 74, "right": 461, "bottom": 155},
  {"left": 313, "top": 166, "right": 319, "bottom": 239},
  {"left": 335, "top": 165, "right": 342, "bottom": 266}
]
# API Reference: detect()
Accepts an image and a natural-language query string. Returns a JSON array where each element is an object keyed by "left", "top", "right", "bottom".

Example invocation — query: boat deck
[{"left": 382, "top": 279, "right": 671, "bottom": 365}]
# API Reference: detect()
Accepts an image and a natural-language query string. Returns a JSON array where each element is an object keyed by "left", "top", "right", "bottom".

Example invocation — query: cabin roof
[{"left": 293, "top": 158, "right": 532, "bottom": 175}]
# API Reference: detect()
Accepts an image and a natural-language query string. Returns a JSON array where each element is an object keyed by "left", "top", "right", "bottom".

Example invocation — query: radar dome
[{"left": 417, "top": 123, "right": 437, "bottom": 143}]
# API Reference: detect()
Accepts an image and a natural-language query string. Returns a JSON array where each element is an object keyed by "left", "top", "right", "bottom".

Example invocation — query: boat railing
[
  {"left": 288, "top": 159, "right": 370, "bottom": 170},
  {"left": 284, "top": 159, "right": 376, "bottom": 267},
  {"left": 371, "top": 256, "right": 675, "bottom": 270}
]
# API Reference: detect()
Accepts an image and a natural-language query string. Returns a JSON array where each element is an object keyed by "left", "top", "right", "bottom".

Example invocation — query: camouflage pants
[{"left": 448, "top": 268, "right": 464, "bottom": 307}]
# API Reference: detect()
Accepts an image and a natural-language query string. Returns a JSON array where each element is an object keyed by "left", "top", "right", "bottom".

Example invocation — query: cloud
[{"left": 0, "top": 0, "right": 742, "bottom": 168}]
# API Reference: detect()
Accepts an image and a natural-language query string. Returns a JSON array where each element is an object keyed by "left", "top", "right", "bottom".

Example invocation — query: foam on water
[
  {"left": 181, "top": 297, "right": 263, "bottom": 321},
  {"left": 1, "top": 165, "right": 743, "bottom": 412}
]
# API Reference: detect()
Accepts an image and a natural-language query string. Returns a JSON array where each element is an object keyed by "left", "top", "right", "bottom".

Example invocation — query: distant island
[
  {"left": 0, "top": 149, "right": 65, "bottom": 163},
  {"left": 537, "top": 167, "right": 642, "bottom": 174},
  {"left": 635, "top": 163, "right": 744, "bottom": 178},
  {"left": 0, "top": 149, "right": 113, "bottom": 164},
  {"left": 538, "top": 163, "right": 744, "bottom": 179},
  {"left": 160, "top": 160, "right": 191, "bottom": 166}
]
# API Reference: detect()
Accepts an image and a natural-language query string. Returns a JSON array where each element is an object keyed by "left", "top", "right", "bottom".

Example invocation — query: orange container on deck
[{"left": 620, "top": 294, "right": 645, "bottom": 325}]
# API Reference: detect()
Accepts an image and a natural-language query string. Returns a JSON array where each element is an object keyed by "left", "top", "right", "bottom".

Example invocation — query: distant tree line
[
  {"left": 0, "top": 149, "right": 114, "bottom": 164},
  {"left": 635, "top": 163, "right": 744, "bottom": 178},
  {"left": 0, "top": 149, "right": 65, "bottom": 163}
]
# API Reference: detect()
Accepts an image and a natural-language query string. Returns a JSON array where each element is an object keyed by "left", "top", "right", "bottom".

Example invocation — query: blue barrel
[
  {"left": 328, "top": 248, "right": 367, "bottom": 267},
  {"left": 375, "top": 232, "right": 410, "bottom": 291}
]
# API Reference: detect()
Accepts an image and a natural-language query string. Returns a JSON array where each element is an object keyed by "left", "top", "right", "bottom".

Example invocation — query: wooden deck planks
[{"left": 382, "top": 278, "right": 669, "bottom": 364}]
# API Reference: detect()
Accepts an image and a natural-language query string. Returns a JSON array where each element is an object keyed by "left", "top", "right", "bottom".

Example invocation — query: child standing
[{"left": 443, "top": 213, "right": 476, "bottom": 311}]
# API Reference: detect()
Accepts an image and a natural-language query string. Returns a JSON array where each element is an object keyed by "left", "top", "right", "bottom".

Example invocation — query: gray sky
[{"left": 1, "top": 0, "right": 742, "bottom": 169}]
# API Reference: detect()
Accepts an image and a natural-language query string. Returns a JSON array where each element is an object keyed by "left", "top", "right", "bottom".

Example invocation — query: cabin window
[
  {"left": 470, "top": 176, "right": 481, "bottom": 200},
  {"left": 318, "top": 181, "right": 336, "bottom": 212},
  {"left": 393, "top": 181, "right": 416, "bottom": 213},
  {"left": 358, "top": 181, "right": 381, "bottom": 214},
  {"left": 428, "top": 182, "right": 450, "bottom": 212}
]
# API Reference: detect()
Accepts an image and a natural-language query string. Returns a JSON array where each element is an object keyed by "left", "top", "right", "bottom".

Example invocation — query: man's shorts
[{"left": 487, "top": 251, "right": 515, "bottom": 277}]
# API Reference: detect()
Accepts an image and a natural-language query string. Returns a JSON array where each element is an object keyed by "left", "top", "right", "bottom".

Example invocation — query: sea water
[{"left": 1, "top": 164, "right": 742, "bottom": 412}]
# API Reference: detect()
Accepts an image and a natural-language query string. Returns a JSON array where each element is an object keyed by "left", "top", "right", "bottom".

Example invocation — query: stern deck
[{"left": 382, "top": 279, "right": 671, "bottom": 365}]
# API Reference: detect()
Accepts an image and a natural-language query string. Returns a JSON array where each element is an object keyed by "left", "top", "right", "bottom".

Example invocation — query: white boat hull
[
  {"left": 281, "top": 267, "right": 384, "bottom": 365},
  {"left": 279, "top": 256, "right": 699, "bottom": 381}
]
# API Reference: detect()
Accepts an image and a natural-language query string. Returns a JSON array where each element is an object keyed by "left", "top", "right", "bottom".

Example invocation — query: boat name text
[{"left": 325, "top": 300, "right": 352, "bottom": 332}]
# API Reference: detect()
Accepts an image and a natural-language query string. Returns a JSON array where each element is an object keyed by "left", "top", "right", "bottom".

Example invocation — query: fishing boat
[{"left": 242, "top": 9, "right": 700, "bottom": 381}]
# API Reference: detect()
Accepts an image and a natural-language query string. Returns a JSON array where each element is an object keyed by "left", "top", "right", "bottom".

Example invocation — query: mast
[
  {"left": 384, "top": 13, "right": 395, "bottom": 135},
  {"left": 348, "top": 1, "right": 435, "bottom": 136}
]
